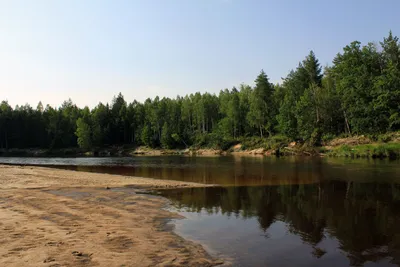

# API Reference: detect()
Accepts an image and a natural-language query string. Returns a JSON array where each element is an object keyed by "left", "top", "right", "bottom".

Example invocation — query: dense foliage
[{"left": 1, "top": 33, "right": 399, "bottom": 150}]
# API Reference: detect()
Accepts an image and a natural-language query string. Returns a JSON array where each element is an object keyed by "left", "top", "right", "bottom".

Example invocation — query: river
[{"left": 1, "top": 156, "right": 399, "bottom": 266}]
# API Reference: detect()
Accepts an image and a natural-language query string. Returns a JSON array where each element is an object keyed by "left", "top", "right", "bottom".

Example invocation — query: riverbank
[
  {"left": 0, "top": 165, "right": 222, "bottom": 267},
  {"left": 1, "top": 134, "right": 399, "bottom": 159}
]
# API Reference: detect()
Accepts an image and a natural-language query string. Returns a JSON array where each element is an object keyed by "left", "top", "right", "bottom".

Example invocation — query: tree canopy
[{"left": 1, "top": 32, "right": 399, "bottom": 150}]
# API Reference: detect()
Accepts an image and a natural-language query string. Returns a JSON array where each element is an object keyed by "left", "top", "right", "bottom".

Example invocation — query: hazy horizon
[{"left": 1, "top": 0, "right": 399, "bottom": 108}]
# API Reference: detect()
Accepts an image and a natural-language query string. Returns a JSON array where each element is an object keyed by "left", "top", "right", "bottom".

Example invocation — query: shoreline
[
  {"left": 1, "top": 135, "right": 399, "bottom": 159},
  {"left": 0, "top": 165, "right": 223, "bottom": 267}
]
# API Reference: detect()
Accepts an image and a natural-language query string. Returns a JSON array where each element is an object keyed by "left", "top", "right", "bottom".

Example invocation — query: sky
[{"left": 0, "top": 0, "right": 399, "bottom": 108}]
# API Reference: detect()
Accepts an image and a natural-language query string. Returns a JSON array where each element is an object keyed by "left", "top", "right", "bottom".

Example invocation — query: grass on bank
[{"left": 325, "top": 142, "right": 400, "bottom": 159}]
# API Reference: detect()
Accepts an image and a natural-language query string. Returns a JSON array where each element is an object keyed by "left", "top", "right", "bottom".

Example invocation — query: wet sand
[{"left": 0, "top": 165, "right": 222, "bottom": 267}]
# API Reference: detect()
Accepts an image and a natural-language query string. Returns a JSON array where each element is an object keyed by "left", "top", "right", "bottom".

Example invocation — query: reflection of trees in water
[
  {"left": 162, "top": 182, "right": 400, "bottom": 266},
  {"left": 72, "top": 157, "right": 400, "bottom": 187}
]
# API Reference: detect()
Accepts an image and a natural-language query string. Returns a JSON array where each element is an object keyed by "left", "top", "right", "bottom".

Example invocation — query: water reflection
[
  {"left": 1, "top": 156, "right": 399, "bottom": 186},
  {"left": 161, "top": 182, "right": 400, "bottom": 266},
  {"left": 1, "top": 156, "right": 400, "bottom": 265}
]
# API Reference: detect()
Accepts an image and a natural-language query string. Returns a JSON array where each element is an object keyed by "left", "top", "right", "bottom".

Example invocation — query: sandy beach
[{"left": 0, "top": 165, "right": 222, "bottom": 267}]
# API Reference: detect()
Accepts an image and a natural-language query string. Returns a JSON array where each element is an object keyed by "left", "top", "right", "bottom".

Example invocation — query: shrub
[{"left": 321, "top": 133, "right": 336, "bottom": 144}]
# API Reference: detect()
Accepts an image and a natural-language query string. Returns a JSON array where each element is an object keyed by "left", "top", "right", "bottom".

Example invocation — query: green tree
[
  {"left": 277, "top": 93, "right": 298, "bottom": 139},
  {"left": 111, "top": 93, "right": 128, "bottom": 144},
  {"left": 296, "top": 83, "right": 324, "bottom": 144},
  {"left": 278, "top": 51, "right": 325, "bottom": 140},
  {"left": 303, "top": 51, "right": 323, "bottom": 86},
  {"left": 0, "top": 101, "right": 12, "bottom": 149},
  {"left": 92, "top": 103, "right": 111, "bottom": 146},
  {"left": 141, "top": 124, "right": 153, "bottom": 147},
  {"left": 161, "top": 122, "right": 173, "bottom": 149},
  {"left": 75, "top": 118, "right": 92, "bottom": 150},
  {"left": 276, "top": 69, "right": 302, "bottom": 139},
  {"left": 227, "top": 90, "right": 240, "bottom": 138},
  {"left": 247, "top": 70, "right": 274, "bottom": 138},
  {"left": 373, "top": 32, "right": 400, "bottom": 131},
  {"left": 332, "top": 41, "right": 382, "bottom": 134}
]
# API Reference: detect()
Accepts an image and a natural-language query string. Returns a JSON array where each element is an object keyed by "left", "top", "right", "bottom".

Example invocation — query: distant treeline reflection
[
  {"left": 58, "top": 156, "right": 400, "bottom": 186},
  {"left": 162, "top": 182, "right": 400, "bottom": 266}
]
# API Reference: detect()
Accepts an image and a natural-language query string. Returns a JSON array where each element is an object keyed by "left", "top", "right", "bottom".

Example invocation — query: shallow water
[{"left": 1, "top": 156, "right": 400, "bottom": 266}]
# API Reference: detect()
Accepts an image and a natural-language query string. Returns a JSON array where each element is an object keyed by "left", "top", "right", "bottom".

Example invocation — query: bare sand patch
[{"left": 0, "top": 165, "right": 223, "bottom": 267}]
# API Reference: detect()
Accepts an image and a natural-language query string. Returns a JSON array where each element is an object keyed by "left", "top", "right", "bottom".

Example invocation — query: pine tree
[
  {"left": 247, "top": 70, "right": 274, "bottom": 138},
  {"left": 303, "top": 51, "right": 323, "bottom": 86}
]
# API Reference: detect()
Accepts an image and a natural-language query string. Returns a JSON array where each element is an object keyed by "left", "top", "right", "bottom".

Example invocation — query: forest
[{"left": 0, "top": 32, "right": 399, "bottom": 151}]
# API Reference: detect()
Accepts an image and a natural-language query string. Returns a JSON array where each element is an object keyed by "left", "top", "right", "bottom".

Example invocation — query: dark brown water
[
  {"left": 1, "top": 156, "right": 400, "bottom": 266},
  {"left": 0, "top": 156, "right": 399, "bottom": 186},
  {"left": 161, "top": 183, "right": 400, "bottom": 267}
]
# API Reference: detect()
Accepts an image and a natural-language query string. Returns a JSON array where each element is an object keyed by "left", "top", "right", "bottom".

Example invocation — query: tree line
[{"left": 1, "top": 32, "right": 399, "bottom": 150}]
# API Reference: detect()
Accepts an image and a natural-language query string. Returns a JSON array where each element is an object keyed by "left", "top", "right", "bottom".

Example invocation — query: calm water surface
[
  {"left": 0, "top": 156, "right": 399, "bottom": 185},
  {"left": 1, "top": 156, "right": 400, "bottom": 266}
]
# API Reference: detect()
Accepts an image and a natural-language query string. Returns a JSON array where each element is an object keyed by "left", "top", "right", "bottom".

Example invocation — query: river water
[{"left": 1, "top": 156, "right": 400, "bottom": 266}]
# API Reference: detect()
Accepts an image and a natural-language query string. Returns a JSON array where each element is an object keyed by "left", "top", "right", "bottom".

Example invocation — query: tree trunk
[
  {"left": 259, "top": 125, "right": 263, "bottom": 138},
  {"left": 181, "top": 138, "right": 189, "bottom": 148},
  {"left": 343, "top": 109, "right": 351, "bottom": 135}
]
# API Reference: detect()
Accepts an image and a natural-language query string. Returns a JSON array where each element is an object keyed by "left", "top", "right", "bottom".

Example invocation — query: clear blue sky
[{"left": 1, "top": 0, "right": 399, "bottom": 108}]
